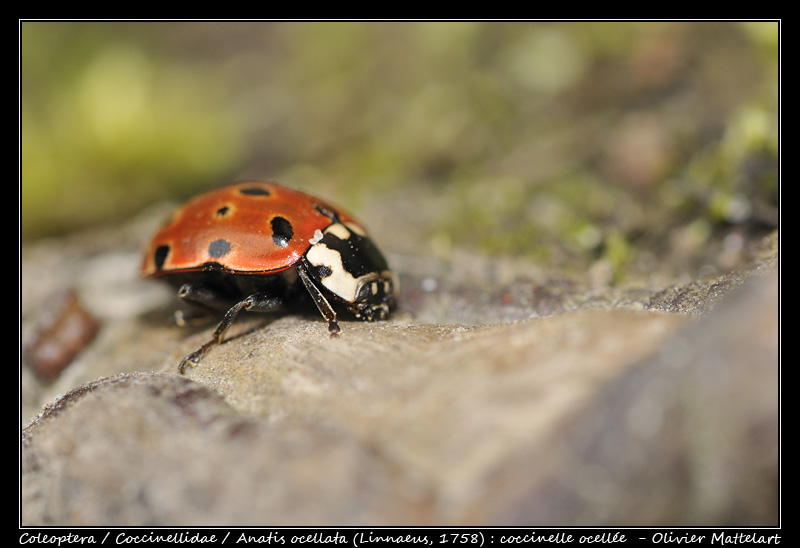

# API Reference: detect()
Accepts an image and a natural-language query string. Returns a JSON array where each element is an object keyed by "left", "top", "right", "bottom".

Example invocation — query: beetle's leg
[
  {"left": 296, "top": 262, "right": 341, "bottom": 335},
  {"left": 178, "top": 293, "right": 282, "bottom": 374},
  {"left": 174, "top": 283, "right": 231, "bottom": 326}
]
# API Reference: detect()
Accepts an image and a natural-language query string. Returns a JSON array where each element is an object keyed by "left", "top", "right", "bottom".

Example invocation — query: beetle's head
[{"left": 349, "top": 272, "right": 398, "bottom": 322}]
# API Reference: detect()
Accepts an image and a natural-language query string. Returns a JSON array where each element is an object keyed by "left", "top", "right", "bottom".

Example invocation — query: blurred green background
[{"left": 20, "top": 21, "right": 779, "bottom": 280}]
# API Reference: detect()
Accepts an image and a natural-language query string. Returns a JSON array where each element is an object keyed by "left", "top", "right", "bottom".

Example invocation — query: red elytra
[{"left": 141, "top": 181, "right": 359, "bottom": 277}]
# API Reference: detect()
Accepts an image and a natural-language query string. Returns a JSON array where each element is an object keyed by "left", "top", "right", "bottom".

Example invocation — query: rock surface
[{"left": 20, "top": 213, "right": 779, "bottom": 526}]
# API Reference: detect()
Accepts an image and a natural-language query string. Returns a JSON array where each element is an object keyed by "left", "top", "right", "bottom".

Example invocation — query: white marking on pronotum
[
  {"left": 306, "top": 242, "right": 360, "bottom": 302},
  {"left": 324, "top": 223, "right": 352, "bottom": 240}
]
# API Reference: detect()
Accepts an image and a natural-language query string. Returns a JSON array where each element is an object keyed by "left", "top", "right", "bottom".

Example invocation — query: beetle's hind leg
[
  {"left": 173, "top": 283, "right": 234, "bottom": 326},
  {"left": 178, "top": 292, "right": 283, "bottom": 374}
]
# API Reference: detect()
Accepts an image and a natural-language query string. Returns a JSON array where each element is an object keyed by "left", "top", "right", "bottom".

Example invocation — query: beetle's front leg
[
  {"left": 178, "top": 292, "right": 283, "bottom": 374},
  {"left": 296, "top": 262, "right": 341, "bottom": 335}
]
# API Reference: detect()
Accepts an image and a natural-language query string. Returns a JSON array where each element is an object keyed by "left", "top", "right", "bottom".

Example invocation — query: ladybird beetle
[{"left": 141, "top": 181, "right": 398, "bottom": 373}]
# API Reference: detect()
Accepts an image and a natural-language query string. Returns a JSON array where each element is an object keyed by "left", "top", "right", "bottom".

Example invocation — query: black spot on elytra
[
  {"left": 271, "top": 216, "right": 294, "bottom": 247},
  {"left": 154, "top": 245, "right": 170, "bottom": 270},
  {"left": 208, "top": 239, "right": 232, "bottom": 258},
  {"left": 239, "top": 186, "right": 271, "bottom": 196},
  {"left": 314, "top": 204, "right": 339, "bottom": 221},
  {"left": 215, "top": 205, "right": 230, "bottom": 217}
]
